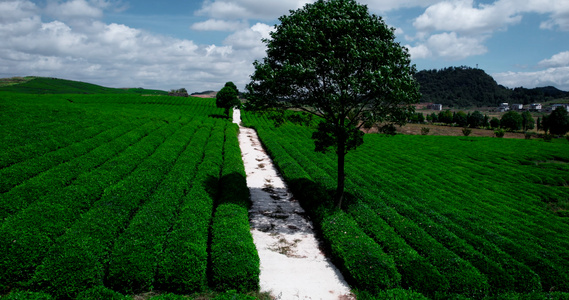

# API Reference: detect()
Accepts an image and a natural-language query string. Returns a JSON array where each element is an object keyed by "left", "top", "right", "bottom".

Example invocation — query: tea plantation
[
  {"left": 242, "top": 111, "right": 569, "bottom": 299},
  {"left": 2, "top": 85, "right": 569, "bottom": 299},
  {"left": 0, "top": 92, "right": 258, "bottom": 299}
]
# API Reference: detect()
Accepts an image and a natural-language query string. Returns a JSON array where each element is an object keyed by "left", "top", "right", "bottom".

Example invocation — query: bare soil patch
[{"left": 365, "top": 123, "right": 529, "bottom": 139}]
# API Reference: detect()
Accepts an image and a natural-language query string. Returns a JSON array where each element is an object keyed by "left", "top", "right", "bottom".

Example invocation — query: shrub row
[
  {"left": 0, "top": 120, "right": 152, "bottom": 221},
  {"left": 32, "top": 119, "right": 189, "bottom": 299},
  {"left": 0, "top": 122, "right": 114, "bottom": 169},
  {"left": 0, "top": 291, "right": 54, "bottom": 300},
  {"left": 155, "top": 119, "right": 226, "bottom": 293},
  {"left": 210, "top": 123, "right": 260, "bottom": 292},
  {"left": 320, "top": 209, "right": 401, "bottom": 294},
  {"left": 0, "top": 121, "right": 137, "bottom": 193},
  {"left": 347, "top": 134, "right": 569, "bottom": 292},
  {"left": 347, "top": 148, "right": 545, "bottom": 293},
  {"left": 347, "top": 200, "right": 449, "bottom": 296},
  {"left": 0, "top": 119, "right": 169, "bottom": 292},
  {"left": 105, "top": 120, "right": 205, "bottom": 294}
]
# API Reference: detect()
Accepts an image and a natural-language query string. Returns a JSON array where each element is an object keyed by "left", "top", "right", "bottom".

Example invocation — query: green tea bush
[
  {"left": 106, "top": 122, "right": 203, "bottom": 294},
  {"left": 0, "top": 121, "right": 167, "bottom": 291},
  {"left": 33, "top": 122, "right": 185, "bottom": 298},
  {"left": 0, "top": 291, "right": 53, "bottom": 300},
  {"left": 356, "top": 288, "right": 429, "bottom": 300},
  {"left": 210, "top": 203, "right": 260, "bottom": 292},
  {"left": 321, "top": 209, "right": 401, "bottom": 294},
  {"left": 155, "top": 122, "right": 225, "bottom": 293},
  {"left": 148, "top": 293, "right": 188, "bottom": 300},
  {"left": 76, "top": 286, "right": 129, "bottom": 300},
  {"left": 462, "top": 127, "right": 472, "bottom": 136},
  {"left": 210, "top": 124, "right": 260, "bottom": 292},
  {"left": 421, "top": 127, "right": 430, "bottom": 135},
  {"left": 348, "top": 201, "right": 449, "bottom": 296}
]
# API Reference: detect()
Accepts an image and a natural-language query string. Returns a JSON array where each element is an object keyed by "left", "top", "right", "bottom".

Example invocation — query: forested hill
[{"left": 415, "top": 66, "right": 569, "bottom": 108}]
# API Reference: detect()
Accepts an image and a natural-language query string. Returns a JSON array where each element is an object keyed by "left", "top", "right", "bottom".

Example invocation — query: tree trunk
[{"left": 335, "top": 131, "right": 346, "bottom": 209}]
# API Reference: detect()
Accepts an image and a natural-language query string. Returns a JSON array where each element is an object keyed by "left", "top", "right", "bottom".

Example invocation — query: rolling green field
[
  {"left": 242, "top": 111, "right": 569, "bottom": 299},
  {"left": 0, "top": 77, "right": 167, "bottom": 95},
  {"left": 0, "top": 91, "right": 259, "bottom": 299},
  {"left": 2, "top": 78, "right": 569, "bottom": 300}
]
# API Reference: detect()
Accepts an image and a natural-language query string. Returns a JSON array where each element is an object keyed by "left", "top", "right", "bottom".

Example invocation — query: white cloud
[
  {"left": 191, "top": 19, "right": 248, "bottom": 31},
  {"left": 539, "top": 51, "right": 569, "bottom": 68},
  {"left": 195, "top": 0, "right": 314, "bottom": 20},
  {"left": 0, "top": 0, "right": 38, "bottom": 23},
  {"left": 415, "top": 0, "right": 569, "bottom": 34},
  {"left": 360, "top": 0, "right": 445, "bottom": 13},
  {"left": 406, "top": 44, "right": 431, "bottom": 60},
  {"left": 493, "top": 67, "right": 569, "bottom": 90},
  {"left": 0, "top": 0, "right": 273, "bottom": 91},
  {"left": 408, "top": 32, "right": 487, "bottom": 60},
  {"left": 45, "top": 0, "right": 104, "bottom": 20},
  {"left": 413, "top": 0, "right": 522, "bottom": 34}
]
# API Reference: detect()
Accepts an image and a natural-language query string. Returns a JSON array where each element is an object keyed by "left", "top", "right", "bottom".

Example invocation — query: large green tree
[{"left": 246, "top": 0, "right": 420, "bottom": 208}]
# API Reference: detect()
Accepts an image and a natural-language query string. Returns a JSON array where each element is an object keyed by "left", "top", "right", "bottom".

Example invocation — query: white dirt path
[{"left": 233, "top": 109, "right": 354, "bottom": 300}]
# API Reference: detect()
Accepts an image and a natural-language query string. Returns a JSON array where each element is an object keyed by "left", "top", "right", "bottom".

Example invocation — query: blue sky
[{"left": 1, "top": 0, "right": 568, "bottom": 92}]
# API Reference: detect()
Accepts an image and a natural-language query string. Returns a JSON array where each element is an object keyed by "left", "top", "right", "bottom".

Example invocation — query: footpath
[{"left": 233, "top": 109, "right": 353, "bottom": 300}]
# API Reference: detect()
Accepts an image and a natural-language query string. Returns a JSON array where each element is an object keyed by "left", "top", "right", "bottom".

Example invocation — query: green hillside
[
  {"left": 0, "top": 77, "right": 167, "bottom": 95},
  {"left": 415, "top": 66, "right": 569, "bottom": 108}
]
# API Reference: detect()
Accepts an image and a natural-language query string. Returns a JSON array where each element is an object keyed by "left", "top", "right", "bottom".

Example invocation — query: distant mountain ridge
[
  {"left": 415, "top": 66, "right": 569, "bottom": 108},
  {"left": 0, "top": 77, "right": 167, "bottom": 95}
]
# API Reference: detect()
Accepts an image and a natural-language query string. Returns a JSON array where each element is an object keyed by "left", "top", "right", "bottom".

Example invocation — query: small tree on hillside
[
  {"left": 542, "top": 115, "right": 550, "bottom": 134},
  {"left": 438, "top": 110, "right": 454, "bottom": 125},
  {"left": 548, "top": 106, "right": 569, "bottom": 136},
  {"left": 216, "top": 82, "right": 241, "bottom": 118},
  {"left": 453, "top": 111, "right": 468, "bottom": 127},
  {"left": 521, "top": 111, "right": 534, "bottom": 131},
  {"left": 246, "top": 0, "right": 420, "bottom": 209},
  {"left": 483, "top": 114, "right": 490, "bottom": 128},
  {"left": 501, "top": 111, "right": 522, "bottom": 131},
  {"left": 468, "top": 111, "right": 484, "bottom": 128},
  {"left": 490, "top": 117, "right": 500, "bottom": 129}
]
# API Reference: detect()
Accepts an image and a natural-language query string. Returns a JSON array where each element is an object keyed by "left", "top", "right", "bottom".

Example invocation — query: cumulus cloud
[
  {"left": 0, "top": 0, "right": 271, "bottom": 91},
  {"left": 360, "top": 0, "right": 441, "bottom": 12},
  {"left": 407, "top": 32, "right": 487, "bottom": 60},
  {"left": 195, "top": 0, "right": 314, "bottom": 20},
  {"left": 191, "top": 19, "right": 248, "bottom": 31},
  {"left": 539, "top": 51, "right": 569, "bottom": 68},
  {"left": 45, "top": 0, "right": 105, "bottom": 20},
  {"left": 413, "top": 0, "right": 522, "bottom": 34},
  {"left": 493, "top": 67, "right": 569, "bottom": 90}
]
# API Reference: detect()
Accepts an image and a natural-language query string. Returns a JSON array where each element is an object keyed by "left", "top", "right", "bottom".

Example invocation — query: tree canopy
[
  {"left": 216, "top": 82, "right": 241, "bottom": 117},
  {"left": 246, "top": 0, "right": 420, "bottom": 208},
  {"left": 500, "top": 111, "right": 523, "bottom": 131},
  {"left": 546, "top": 107, "right": 569, "bottom": 136}
]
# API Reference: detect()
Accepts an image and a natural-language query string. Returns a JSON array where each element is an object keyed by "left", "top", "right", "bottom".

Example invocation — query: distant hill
[
  {"left": 415, "top": 66, "right": 569, "bottom": 108},
  {"left": 0, "top": 77, "right": 168, "bottom": 95},
  {"left": 191, "top": 90, "right": 217, "bottom": 98}
]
